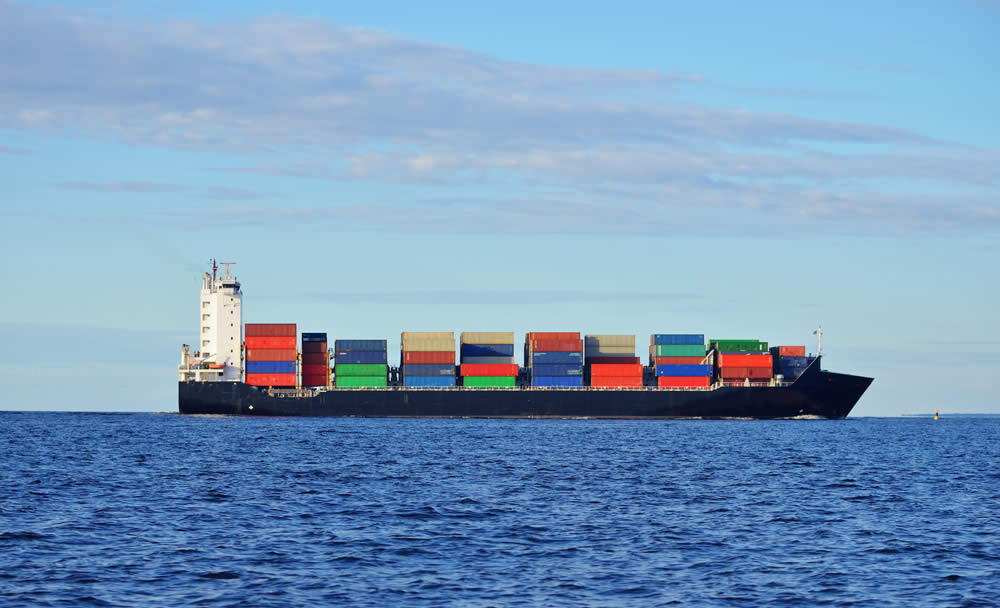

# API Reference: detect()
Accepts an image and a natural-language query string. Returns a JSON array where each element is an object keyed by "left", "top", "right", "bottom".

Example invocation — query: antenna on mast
[
  {"left": 211, "top": 258, "right": 218, "bottom": 281},
  {"left": 813, "top": 325, "right": 823, "bottom": 356}
]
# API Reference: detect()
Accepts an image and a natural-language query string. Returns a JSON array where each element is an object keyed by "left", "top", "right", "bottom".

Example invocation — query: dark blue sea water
[{"left": 1, "top": 413, "right": 998, "bottom": 607}]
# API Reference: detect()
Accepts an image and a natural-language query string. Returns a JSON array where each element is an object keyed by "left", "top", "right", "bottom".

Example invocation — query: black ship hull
[{"left": 178, "top": 358, "right": 873, "bottom": 419}]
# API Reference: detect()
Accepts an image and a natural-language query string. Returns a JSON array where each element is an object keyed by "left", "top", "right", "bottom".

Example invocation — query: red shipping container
[
  {"left": 653, "top": 356, "right": 707, "bottom": 365},
  {"left": 302, "top": 352, "right": 328, "bottom": 365},
  {"left": 245, "top": 373, "right": 296, "bottom": 387},
  {"left": 460, "top": 363, "right": 518, "bottom": 377},
  {"left": 302, "top": 376, "right": 327, "bottom": 386},
  {"left": 302, "top": 364, "right": 329, "bottom": 376},
  {"left": 589, "top": 363, "right": 643, "bottom": 377},
  {"left": 530, "top": 339, "right": 583, "bottom": 352},
  {"left": 246, "top": 348, "right": 297, "bottom": 362},
  {"left": 720, "top": 367, "right": 749, "bottom": 379},
  {"left": 748, "top": 367, "right": 772, "bottom": 379},
  {"left": 403, "top": 351, "right": 455, "bottom": 364},
  {"left": 658, "top": 376, "right": 711, "bottom": 388},
  {"left": 302, "top": 342, "right": 328, "bottom": 354},
  {"left": 244, "top": 336, "right": 297, "bottom": 350},
  {"left": 245, "top": 324, "right": 296, "bottom": 338},
  {"left": 590, "top": 376, "right": 644, "bottom": 388},
  {"left": 717, "top": 353, "right": 772, "bottom": 367},
  {"left": 527, "top": 332, "right": 580, "bottom": 341},
  {"left": 586, "top": 356, "right": 641, "bottom": 365},
  {"left": 777, "top": 345, "right": 806, "bottom": 357}
]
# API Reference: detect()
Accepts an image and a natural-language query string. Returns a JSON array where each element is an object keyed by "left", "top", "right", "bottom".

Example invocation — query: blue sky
[{"left": 1, "top": 0, "right": 997, "bottom": 414}]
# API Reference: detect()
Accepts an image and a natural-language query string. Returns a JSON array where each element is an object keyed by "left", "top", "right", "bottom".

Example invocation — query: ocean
[{"left": 1, "top": 412, "right": 997, "bottom": 607}]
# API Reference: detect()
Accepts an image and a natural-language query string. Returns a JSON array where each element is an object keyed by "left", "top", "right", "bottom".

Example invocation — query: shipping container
[
  {"left": 529, "top": 339, "right": 584, "bottom": 352},
  {"left": 717, "top": 353, "right": 772, "bottom": 367},
  {"left": 460, "top": 332, "right": 515, "bottom": 344},
  {"left": 334, "top": 351, "right": 388, "bottom": 365},
  {"left": 650, "top": 344, "right": 707, "bottom": 357},
  {"left": 461, "top": 343, "right": 515, "bottom": 358},
  {"left": 590, "top": 376, "right": 644, "bottom": 388},
  {"left": 719, "top": 367, "right": 773, "bottom": 380},
  {"left": 586, "top": 356, "right": 641, "bottom": 365},
  {"left": 400, "top": 338, "right": 455, "bottom": 352},
  {"left": 655, "top": 364, "right": 713, "bottom": 377},
  {"left": 463, "top": 376, "right": 517, "bottom": 388},
  {"left": 584, "top": 335, "right": 636, "bottom": 348},
  {"left": 301, "top": 375, "right": 328, "bottom": 387},
  {"left": 402, "top": 351, "right": 456, "bottom": 364},
  {"left": 402, "top": 363, "right": 455, "bottom": 377},
  {"left": 246, "top": 361, "right": 296, "bottom": 374},
  {"left": 652, "top": 356, "right": 707, "bottom": 365},
  {"left": 770, "top": 345, "right": 806, "bottom": 357},
  {"left": 584, "top": 345, "right": 636, "bottom": 355},
  {"left": 658, "top": 376, "right": 710, "bottom": 388},
  {"left": 530, "top": 351, "right": 583, "bottom": 365},
  {"left": 460, "top": 363, "right": 519, "bottom": 377},
  {"left": 532, "top": 364, "right": 583, "bottom": 376},
  {"left": 335, "top": 339, "right": 387, "bottom": 352},
  {"left": 302, "top": 352, "right": 329, "bottom": 365},
  {"left": 532, "top": 376, "right": 584, "bottom": 387},
  {"left": 301, "top": 363, "right": 328, "bottom": 376},
  {"left": 336, "top": 375, "right": 388, "bottom": 388},
  {"left": 245, "top": 323, "right": 296, "bottom": 337},
  {"left": 245, "top": 373, "right": 296, "bottom": 387},
  {"left": 710, "top": 339, "right": 768, "bottom": 353},
  {"left": 651, "top": 334, "right": 705, "bottom": 346},
  {"left": 402, "top": 332, "right": 454, "bottom": 346},
  {"left": 527, "top": 332, "right": 580, "bottom": 341},
  {"left": 460, "top": 356, "right": 516, "bottom": 365},
  {"left": 244, "top": 336, "right": 297, "bottom": 350},
  {"left": 404, "top": 376, "right": 456, "bottom": 388},
  {"left": 302, "top": 342, "right": 327, "bottom": 354},
  {"left": 589, "top": 363, "right": 643, "bottom": 377},
  {"left": 302, "top": 333, "right": 327, "bottom": 342},
  {"left": 246, "top": 348, "right": 297, "bottom": 362},
  {"left": 334, "top": 363, "right": 388, "bottom": 377}
]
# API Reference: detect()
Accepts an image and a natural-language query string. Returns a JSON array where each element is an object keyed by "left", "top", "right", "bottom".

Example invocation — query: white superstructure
[{"left": 179, "top": 260, "right": 242, "bottom": 382}]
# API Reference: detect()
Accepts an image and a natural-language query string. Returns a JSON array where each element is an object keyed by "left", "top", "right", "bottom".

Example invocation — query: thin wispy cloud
[
  {"left": 0, "top": 143, "right": 31, "bottom": 154},
  {"left": 55, "top": 181, "right": 277, "bottom": 200}
]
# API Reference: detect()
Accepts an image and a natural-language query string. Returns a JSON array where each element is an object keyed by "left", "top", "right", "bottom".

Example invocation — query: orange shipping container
[
  {"left": 460, "top": 363, "right": 518, "bottom": 377},
  {"left": 246, "top": 348, "right": 297, "bottom": 362},
  {"left": 403, "top": 351, "right": 455, "bottom": 364},
  {"left": 245, "top": 373, "right": 296, "bottom": 387},
  {"left": 653, "top": 356, "right": 707, "bottom": 365},
  {"left": 245, "top": 336, "right": 297, "bottom": 350},
  {"left": 589, "top": 363, "right": 643, "bottom": 377},
  {"left": 777, "top": 345, "right": 806, "bottom": 357},
  {"left": 590, "top": 376, "right": 643, "bottom": 388},
  {"left": 658, "top": 376, "right": 710, "bottom": 388},
  {"left": 717, "top": 353, "right": 772, "bottom": 367},
  {"left": 527, "top": 332, "right": 580, "bottom": 341},
  {"left": 530, "top": 339, "right": 583, "bottom": 352},
  {"left": 245, "top": 324, "right": 296, "bottom": 337}
]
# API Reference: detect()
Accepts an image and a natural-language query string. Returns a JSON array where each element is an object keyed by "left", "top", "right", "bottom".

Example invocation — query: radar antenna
[{"left": 219, "top": 262, "right": 236, "bottom": 279}]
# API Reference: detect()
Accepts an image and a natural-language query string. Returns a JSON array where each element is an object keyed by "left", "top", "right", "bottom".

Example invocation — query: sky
[{"left": 1, "top": 0, "right": 997, "bottom": 415}]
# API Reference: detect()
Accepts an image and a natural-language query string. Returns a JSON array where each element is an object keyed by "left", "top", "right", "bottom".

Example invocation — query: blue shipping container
[
  {"left": 653, "top": 334, "right": 705, "bottom": 346},
  {"left": 246, "top": 361, "right": 296, "bottom": 374},
  {"left": 334, "top": 351, "right": 388, "bottom": 364},
  {"left": 778, "top": 356, "right": 809, "bottom": 367},
  {"left": 302, "top": 333, "right": 327, "bottom": 342},
  {"left": 461, "top": 343, "right": 515, "bottom": 357},
  {"left": 334, "top": 339, "right": 387, "bottom": 352},
  {"left": 404, "top": 376, "right": 456, "bottom": 388},
  {"left": 655, "top": 364, "right": 713, "bottom": 377},
  {"left": 403, "top": 364, "right": 456, "bottom": 376},
  {"left": 533, "top": 364, "right": 583, "bottom": 376},
  {"left": 531, "top": 351, "right": 584, "bottom": 364},
  {"left": 532, "top": 376, "right": 584, "bottom": 387},
  {"left": 460, "top": 355, "right": 515, "bottom": 365}
]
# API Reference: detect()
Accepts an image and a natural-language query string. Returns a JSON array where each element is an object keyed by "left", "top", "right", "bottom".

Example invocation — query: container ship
[{"left": 178, "top": 262, "right": 873, "bottom": 419}]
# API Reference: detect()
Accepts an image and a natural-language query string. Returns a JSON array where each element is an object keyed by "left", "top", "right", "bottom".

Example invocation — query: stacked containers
[
  {"left": 651, "top": 334, "right": 712, "bottom": 388},
  {"left": 526, "top": 332, "right": 583, "bottom": 387},
  {"left": 334, "top": 339, "right": 387, "bottom": 388},
  {"left": 770, "top": 345, "right": 808, "bottom": 379},
  {"left": 585, "top": 335, "right": 642, "bottom": 388},
  {"left": 402, "top": 332, "right": 456, "bottom": 387},
  {"left": 245, "top": 323, "right": 296, "bottom": 387},
  {"left": 711, "top": 339, "right": 771, "bottom": 385},
  {"left": 460, "top": 332, "right": 517, "bottom": 388},
  {"left": 301, "top": 332, "right": 329, "bottom": 387}
]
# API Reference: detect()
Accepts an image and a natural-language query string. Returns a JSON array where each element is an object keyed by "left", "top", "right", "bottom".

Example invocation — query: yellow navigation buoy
[{"left": 934, "top": 409, "right": 939, "bottom": 420}]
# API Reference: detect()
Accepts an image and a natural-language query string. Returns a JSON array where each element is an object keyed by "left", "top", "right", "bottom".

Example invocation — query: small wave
[
  {"left": 0, "top": 531, "right": 49, "bottom": 541},
  {"left": 198, "top": 571, "right": 241, "bottom": 580}
]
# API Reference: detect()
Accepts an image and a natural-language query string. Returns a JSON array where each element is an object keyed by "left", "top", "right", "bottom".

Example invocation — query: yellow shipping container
[
  {"left": 401, "top": 338, "right": 456, "bottom": 352},
  {"left": 460, "top": 331, "right": 515, "bottom": 344}
]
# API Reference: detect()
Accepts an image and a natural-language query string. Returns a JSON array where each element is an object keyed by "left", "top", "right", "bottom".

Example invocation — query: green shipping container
[
  {"left": 710, "top": 340, "right": 768, "bottom": 353},
  {"left": 336, "top": 375, "right": 388, "bottom": 388},
  {"left": 463, "top": 376, "right": 517, "bottom": 388},
  {"left": 334, "top": 363, "right": 388, "bottom": 376},
  {"left": 651, "top": 344, "right": 707, "bottom": 357}
]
